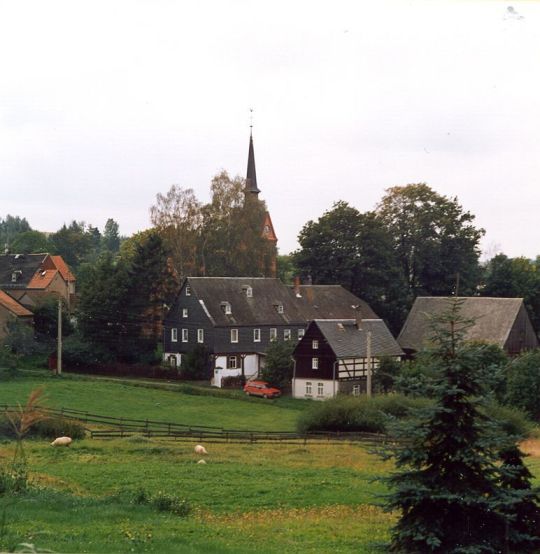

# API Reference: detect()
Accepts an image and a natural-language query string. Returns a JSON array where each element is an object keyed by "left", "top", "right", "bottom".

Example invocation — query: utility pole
[
  {"left": 57, "top": 297, "right": 62, "bottom": 375},
  {"left": 366, "top": 330, "right": 372, "bottom": 397}
]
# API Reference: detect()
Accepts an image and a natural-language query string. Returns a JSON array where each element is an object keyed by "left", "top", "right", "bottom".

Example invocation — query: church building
[{"left": 244, "top": 130, "right": 278, "bottom": 277}]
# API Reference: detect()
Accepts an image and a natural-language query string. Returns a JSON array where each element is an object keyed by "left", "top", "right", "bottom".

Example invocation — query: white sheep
[
  {"left": 197, "top": 459, "right": 207, "bottom": 464},
  {"left": 194, "top": 444, "right": 208, "bottom": 455},
  {"left": 50, "top": 436, "right": 72, "bottom": 447}
]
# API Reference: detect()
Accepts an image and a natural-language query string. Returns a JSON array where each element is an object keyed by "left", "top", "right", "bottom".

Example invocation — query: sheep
[
  {"left": 194, "top": 444, "right": 208, "bottom": 455},
  {"left": 197, "top": 459, "right": 207, "bottom": 464},
  {"left": 50, "top": 436, "right": 72, "bottom": 447}
]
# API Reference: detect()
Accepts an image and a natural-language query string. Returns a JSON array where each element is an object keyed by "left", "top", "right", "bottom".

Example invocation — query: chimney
[{"left": 294, "top": 276, "right": 301, "bottom": 297}]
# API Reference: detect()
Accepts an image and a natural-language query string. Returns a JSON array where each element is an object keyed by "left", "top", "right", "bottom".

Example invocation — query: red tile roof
[
  {"left": 28, "top": 269, "right": 58, "bottom": 289},
  {"left": 0, "top": 290, "right": 33, "bottom": 317},
  {"left": 50, "top": 256, "right": 76, "bottom": 282}
]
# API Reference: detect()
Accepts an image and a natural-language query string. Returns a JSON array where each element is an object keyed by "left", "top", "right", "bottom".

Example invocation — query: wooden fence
[{"left": 0, "top": 404, "right": 389, "bottom": 445}]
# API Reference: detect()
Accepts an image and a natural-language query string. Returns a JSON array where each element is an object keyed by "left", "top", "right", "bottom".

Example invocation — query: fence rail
[{"left": 0, "top": 404, "right": 390, "bottom": 445}]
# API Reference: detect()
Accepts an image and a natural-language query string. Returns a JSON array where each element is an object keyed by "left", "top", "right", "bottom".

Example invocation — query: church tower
[{"left": 244, "top": 130, "right": 278, "bottom": 277}]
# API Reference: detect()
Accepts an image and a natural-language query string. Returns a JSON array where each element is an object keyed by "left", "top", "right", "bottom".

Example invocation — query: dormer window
[
  {"left": 221, "top": 301, "right": 232, "bottom": 315},
  {"left": 274, "top": 303, "right": 284, "bottom": 314},
  {"left": 242, "top": 285, "right": 253, "bottom": 298},
  {"left": 11, "top": 270, "right": 21, "bottom": 283}
]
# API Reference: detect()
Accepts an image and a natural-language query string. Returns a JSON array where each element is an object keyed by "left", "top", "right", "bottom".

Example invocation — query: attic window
[
  {"left": 242, "top": 285, "right": 253, "bottom": 298},
  {"left": 337, "top": 323, "right": 345, "bottom": 331},
  {"left": 185, "top": 284, "right": 191, "bottom": 296},
  {"left": 11, "top": 270, "right": 22, "bottom": 282},
  {"left": 221, "top": 301, "right": 232, "bottom": 315},
  {"left": 274, "top": 303, "right": 284, "bottom": 314}
]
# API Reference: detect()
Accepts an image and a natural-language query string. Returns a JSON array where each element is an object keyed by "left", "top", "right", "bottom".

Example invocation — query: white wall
[
  {"left": 163, "top": 352, "right": 181, "bottom": 368},
  {"left": 212, "top": 354, "right": 260, "bottom": 387},
  {"left": 292, "top": 378, "right": 336, "bottom": 400}
]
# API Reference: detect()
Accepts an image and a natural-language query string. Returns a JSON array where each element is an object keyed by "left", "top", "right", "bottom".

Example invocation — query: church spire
[{"left": 246, "top": 126, "right": 260, "bottom": 195}]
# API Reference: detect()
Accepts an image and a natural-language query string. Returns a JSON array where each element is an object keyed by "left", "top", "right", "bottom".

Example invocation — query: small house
[
  {"left": 292, "top": 319, "right": 404, "bottom": 399},
  {"left": 0, "top": 289, "right": 33, "bottom": 340},
  {"left": 398, "top": 296, "right": 539, "bottom": 357}
]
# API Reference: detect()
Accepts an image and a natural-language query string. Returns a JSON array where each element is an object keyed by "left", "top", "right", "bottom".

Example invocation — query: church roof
[{"left": 245, "top": 133, "right": 260, "bottom": 194}]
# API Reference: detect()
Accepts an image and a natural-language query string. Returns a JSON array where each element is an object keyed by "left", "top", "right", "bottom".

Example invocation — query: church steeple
[{"left": 246, "top": 130, "right": 260, "bottom": 195}]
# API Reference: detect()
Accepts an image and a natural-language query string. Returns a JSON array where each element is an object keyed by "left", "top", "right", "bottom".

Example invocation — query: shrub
[
  {"left": 482, "top": 402, "right": 532, "bottom": 438},
  {"left": 505, "top": 350, "right": 540, "bottom": 420},
  {"left": 180, "top": 345, "right": 211, "bottom": 380},
  {"left": 296, "top": 394, "right": 430, "bottom": 434},
  {"left": 260, "top": 340, "right": 295, "bottom": 388},
  {"left": 131, "top": 488, "right": 190, "bottom": 517},
  {"left": 0, "top": 415, "right": 85, "bottom": 440}
]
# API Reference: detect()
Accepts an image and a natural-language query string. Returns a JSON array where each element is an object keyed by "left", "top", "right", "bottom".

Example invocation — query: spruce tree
[{"left": 384, "top": 299, "right": 511, "bottom": 553}]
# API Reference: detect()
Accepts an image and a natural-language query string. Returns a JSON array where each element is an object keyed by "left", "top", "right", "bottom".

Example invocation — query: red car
[{"left": 243, "top": 380, "right": 281, "bottom": 399}]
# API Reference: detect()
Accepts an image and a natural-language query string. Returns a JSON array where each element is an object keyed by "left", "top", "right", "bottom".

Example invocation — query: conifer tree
[{"left": 383, "top": 299, "right": 521, "bottom": 553}]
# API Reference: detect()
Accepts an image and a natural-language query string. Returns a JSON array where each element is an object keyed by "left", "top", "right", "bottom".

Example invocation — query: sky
[{"left": 0, "top": 0, "right": 538, "bottom": 258}]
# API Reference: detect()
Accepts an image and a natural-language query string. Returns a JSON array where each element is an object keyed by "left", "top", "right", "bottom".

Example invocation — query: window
[
  {"left": 312, "top": 339, "right": 319, "bottom": 350},
  {"left": 182, "top": 308, "right": 188, "bottom": 318},
  {"left": 230, "top": 328, "right": 239, "bottom": 343},
  {"left": 197, "top": 329, "right": 204, "bottom": 343},
  {"left": 168, "top": 355, "right": 177, "bottom": 368},
  {"left": 253, "top": 328, "right": 261, "bottom": 342},
  {"left": 298, "top": 329, "right": 305, "bottom": 339},
  {"left": 284, "top": 329, "right": 291, "bottom": 341},
  {"left": 312, "top": 357, "right": 319, "bottom": 370},
  {"left": 269, "top": 328, "right": 277, "bottom": 342},
  {"left": 185, "top": 284, "right": 191, "bottom": 296},
  {"left": 317, "top": 382, "right": 324, "bottom": 396},
  {"left": 275, "top": 304, "right": 284, "bottom": 314},
  {"left": 227, "top": 355, "right": 238, "bottom": 369},
  {"left": 171, "top": 328, "right": 178, "bottom": 342},
  {"left": 306, "top": 382, "right": 312, "bottom": 395},
  {"left": 221, "top": 302, "right": 232, "bottom": 315},
  {"left": 242, "top": 285, "right": 253, "bottom": 298},
  {"left": 352, "top": 384, "right": 361, "bottom": 396},
  {"left": 182, "top": 329, "right": 188, "bottom": 342}
]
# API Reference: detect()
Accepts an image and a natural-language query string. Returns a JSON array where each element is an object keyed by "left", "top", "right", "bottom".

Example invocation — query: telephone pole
[{"left": 57, "top": 298, "right": 62, "bottom": 375}]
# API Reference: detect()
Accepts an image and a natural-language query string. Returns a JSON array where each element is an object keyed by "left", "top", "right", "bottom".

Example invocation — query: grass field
[{"left": 0, "top": 372, "right": 538, "bottom": 553}]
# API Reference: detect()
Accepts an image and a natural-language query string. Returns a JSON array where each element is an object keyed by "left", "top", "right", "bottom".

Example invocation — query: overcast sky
[{"left": 1, "top": 0, "right": 538, "bottom": 258}]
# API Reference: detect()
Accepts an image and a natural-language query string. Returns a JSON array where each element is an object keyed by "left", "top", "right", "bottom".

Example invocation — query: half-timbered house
[{"left": 292, "top": 319, "right": 404, "bottom": 399}]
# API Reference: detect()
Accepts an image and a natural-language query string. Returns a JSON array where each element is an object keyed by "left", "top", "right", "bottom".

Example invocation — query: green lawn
[
  {"left": 0, "top": 373, "right": 303, "bottom": 431},
  {"left": 0, "top": 373, "right": 538, "bottom": 553}
]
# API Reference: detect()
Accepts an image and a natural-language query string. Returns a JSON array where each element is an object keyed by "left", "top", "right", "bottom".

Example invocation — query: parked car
[{"left": 243, "top": 380, "right": 281, "bottom": 399}]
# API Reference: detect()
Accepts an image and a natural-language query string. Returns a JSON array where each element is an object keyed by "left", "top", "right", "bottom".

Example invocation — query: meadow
[{"left": 0, "top": 372, "right": 538, "bottom": 553}]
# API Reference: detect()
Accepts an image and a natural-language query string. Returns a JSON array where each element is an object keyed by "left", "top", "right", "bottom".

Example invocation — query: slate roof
[
  {"left": 291, "top": 285, "right": 379, "bottom": 321},
  {"left": 0, "top": 254, "right": 48, "bottom": 289},
  {"left": 188, "top": 277, "right": 306, "bottom": 326},
  {"left": 0, "top": 290, "right": 33, "bottom": 317},
  {"left": 314, "top": 319, "right": 404, "bottom": 358},
  {"left": 398, "top": 297, "right": 526, "bottom": 351}
]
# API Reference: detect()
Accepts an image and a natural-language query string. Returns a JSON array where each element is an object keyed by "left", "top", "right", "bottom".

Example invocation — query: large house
[
  {"left": 398, "top": 296, "right": 539, "bottom": 356},
  {"left": 292, "top": 319, "right": 404, "bottom": 399},
  {"left": 0, "top": 253, "right": 76, "bottom": 310},
  {"left": 162, "top": 277, "right": 383, "bottom": 386}
]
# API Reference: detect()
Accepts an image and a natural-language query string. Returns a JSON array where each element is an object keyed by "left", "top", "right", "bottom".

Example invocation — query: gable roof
[
  {"left": 0, "top": 254, "right": 48, "bottom": 289},
  {"left": 49, "top": 256, "right": 76, "bottom": 282},
  {"left": 0, "top": 290, "right": 33, "bottom": 317},
  {"left": 309, "top": 319, "right": 403, "bottom": 358},
  {"left": 398, "top": 296, "right": 527, "bottom": 351},
  {"left": 187, "top": 277, "right": 306, "bottom": 326},
  {"left": 291, "top": 285, "right": 379, "bottom": 321},
  {"left": 27, "top": 269, "right": 59, "bottom": 289}
]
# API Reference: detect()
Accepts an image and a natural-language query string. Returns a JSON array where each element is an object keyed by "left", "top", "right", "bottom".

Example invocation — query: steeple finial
[{"left": 246, "top": 110, "right": 260, "bottom": 195}]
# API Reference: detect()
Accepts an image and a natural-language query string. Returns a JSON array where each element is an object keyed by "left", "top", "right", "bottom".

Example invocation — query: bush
[
  {"left": 260, "top": 340, "right": 294, "bottom": 388},
  {"left": 0, "top": 414, "right": 86, "bottom": 440},
  {"left": 482, "top": 402, "right": 532, "bottom": 438},
  {"left": 296, "top": 394, "right": 431, "bottom": 434},
  {"left": 505, "top": 350, "right": 540, "bottom": 420},
  {"left": 132, "top": 488, "right": 190, "bottom": 517},
  {"left": 180, "top": 345, "right": 211, "bottom": 380}
]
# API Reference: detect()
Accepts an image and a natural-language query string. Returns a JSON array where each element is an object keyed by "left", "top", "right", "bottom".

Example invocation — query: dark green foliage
[
  {"left": 505, "top": 350, "right": 540, "bottom": 421},
  {"left": 49, "top": 221, "right": 95, "bottom": 269},
  {"left": 276, "top": 254, "right": 297, "bottom": 284},
  {"left": 296, "top": 394, "right": 431, "bottom": 434},
  {"left": 377, "top": 184, "right": 484, "bottom": 299},
  {"left": 62, "top": 333, "right": 114, "bottom": 368},
  {"left": 102, "top": 218, "right": 121, "bottom": 253},
  {"left": 481, "top": 402, "right": 532, "bottom": 438},
  {"left": 0, "top": 215, "right": 31, "bottom": 249},
  {"left": 482, "top": 254, "right": 540, "bottom": 331},
  {"left": 261, "top": 340, "right": 295, "bottom": 388},
  {"left": 0, "top": 415, "right": 85, "bottom": 440},
  {"left": 2, "top": 320, "right": 44, "bottom": 359},
  {"left": 498, "top": 445, "right": 540, "bottom": 552},
  {"left": 373, "top": 357, "right": 401, "bottom": 394},
  {"left": 383, "top": 299, "right": 538, "bottom": 553},
  {"left": 9, "top": 230, "right": 50, "bottom": 254},
  {"left": 32, "top": 298, "right": 74, "bottom": 344},
  {"left": 180, "top": 345, "right": 211, "bottom": 380},
  {"left": 132, "top": 488, "right": 191, "bottom": 517},
  {"left": 293, "top": 201, "right": 409, "bottom": 333}
]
